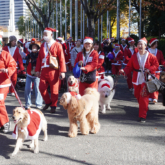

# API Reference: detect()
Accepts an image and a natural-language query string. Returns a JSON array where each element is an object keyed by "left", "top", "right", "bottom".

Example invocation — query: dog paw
[
  {"left": 68, "top": 132, "right": 77, "bottom": 138},
  {"left": 101, "top": 110, "right": 106, "bottom": 114},
  {"left": 81, "top": 130, "right": 89, "bottom": 135},
  {"left": 43, "top": 136, "right": 48, "bottom": 141},
  {"left": 34, "top": 148, "right": 39, "bottom": 154},
  {"left": 106, "top": 106, "right": 111, "bottom": 110},
  {"left": 11, "top": 152, "right": 17, "bottom": 157},
  {"left": 29, "top": 143, "right": 34, "bottom": 148}
]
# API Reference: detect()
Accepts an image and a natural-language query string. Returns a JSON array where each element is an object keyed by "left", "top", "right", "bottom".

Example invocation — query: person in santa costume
[
  {"left": 120, "top": 38, "right": 127, "bottom": 53},
  {"left": 119, "top": 37, "right": 159, "bottom": 123},
  {"left": 35, "top": 27, "right": 66, "bottom": 113},
  {"left": 123, "top": 37, "right": 138, "bottom": 91},
  {"left": 17, "top": 39, "right": 26, "bottom": 59},
  {"left": 25, "top": 38, "right": 43, "bottom": 110},
  {"left": 110, "top": 44, "right": 123, "bottom": 76},
  {"left": 3, "top": 36, "right": 25, "bottom": 96},
  {"left": 70, "top": 40, "right": 82, "bottom": 68},
  {"left": 148, "top": 38, "right": 165, "bottom": 103},
  {"left": 74, "top": 37, "right": 99, "bottom": 95},
  {"left": 94, "top": 40, "right": 105, "bottom": 76},
  {"left": 0, "top": 41, "right": 17, "bottom": 133},
  {"left": 67, "top": 37, "right": 75, "bottom": 71}
]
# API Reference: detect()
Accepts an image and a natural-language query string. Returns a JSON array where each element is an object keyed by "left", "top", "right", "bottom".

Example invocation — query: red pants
[
  {"left": 39, "top": 68, "right": 59, "bottom": 107},
  {"left": 134, "top": 84, "right": 149, "bottom": 119},
  {"left": 10, "top": 70, "right": 17, "bottom": 93},
  {"left": 112, "top": 65, "right": 121, "bottom": 75},
  {"left": 127, "top": 72, "right": 133, "bottom": 89},
  {"left": 79, "top": 79, "right": 98, "bottom": 96},
  {"left": 149, "top": 73, "right": 160, "bottom": 100},
  {"left": 0, "top": 87, "right": 9, "bottom": 127}
]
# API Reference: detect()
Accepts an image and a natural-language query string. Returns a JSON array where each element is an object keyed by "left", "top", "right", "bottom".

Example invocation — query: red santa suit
[
  {"left": 123, "top": 47, "right": 138, "bottom": 89},
  {"left": 35, "top": 39, "right": 66, "bottom": 107},
  {"left": 74, "top": 49, "right": 99, "bottom": 95},
  {"left": 3, "top": 46, "right": 24, "bottom": 93},
  {"left": 67, "top": 41, "right": 75, "bottom": 70},
  {"left": 124, "top": 51, "right": 159, "bottom": 119},
  {"left": 120, "top": 44, "right": 127, "bottom": 53},
  {"left": 0, "top": 50, "right": 16, "bottom": 127},
  {"left": 111, "top": 50, "right": 123, "bottom": 75},
  {"left": 12, "top": 109, "right": 43, "bottom": 140},
  {"left": 97, "top": 51, "right": 105, "bottom": 76},
  {"left": 148, "top": 48, "right": 164, "bottom": 101}
]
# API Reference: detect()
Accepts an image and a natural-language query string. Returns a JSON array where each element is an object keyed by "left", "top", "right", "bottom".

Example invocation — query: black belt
[{"left": 134, "top": 69, "right": 141, "bottom": 72}]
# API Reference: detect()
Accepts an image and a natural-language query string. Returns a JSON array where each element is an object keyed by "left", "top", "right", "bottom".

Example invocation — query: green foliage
[{"left": 16, "top": 16, "right": 25, "bottom": 36}]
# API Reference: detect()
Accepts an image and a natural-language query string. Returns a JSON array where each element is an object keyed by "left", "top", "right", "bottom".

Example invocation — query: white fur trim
[
  {"left": 65, "top": 92, "right": 72, "bottom": 104},
  {"left": 138, "top": 39, "right": 147, "bottom": 45},
  {"left": 83, "top": 39, "right": 93, "bottom": 44},
  {"left": 99, "top": 55, "right": 104, "bottom": 59},
  {"left": 149, "top": 39, "right": 158, "bottom": 46},
  {"left": 0, "top": 83, "right": 11, "bottom": 88},
  {"left": 44, "top": 30, "right": 52, "bottom": 33}
]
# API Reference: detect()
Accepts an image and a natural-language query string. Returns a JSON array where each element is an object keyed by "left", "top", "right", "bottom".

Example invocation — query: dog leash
[{"left": 6, "top": 73, "right": 24, "bottom": 109}]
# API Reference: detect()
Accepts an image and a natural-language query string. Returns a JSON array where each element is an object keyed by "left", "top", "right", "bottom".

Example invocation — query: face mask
[
  {"left": 32, "top": 49, "right": 37, "bottom": 52},
  {"left": 43, "top": 36, "right": 50, "bottom": 42}
]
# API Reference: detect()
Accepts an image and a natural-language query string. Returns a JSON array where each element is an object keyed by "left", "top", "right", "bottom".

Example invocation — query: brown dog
[
  {"left": 11, "top": 107, "right": 48, "bottom": 156},
  {"left": 59, "top": 88, "right": 100, "bottom": 138}
]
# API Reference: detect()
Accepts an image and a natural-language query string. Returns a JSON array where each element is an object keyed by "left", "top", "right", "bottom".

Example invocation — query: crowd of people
[{"left": 0, "top": 26, "right": 164, "bottom": 133}]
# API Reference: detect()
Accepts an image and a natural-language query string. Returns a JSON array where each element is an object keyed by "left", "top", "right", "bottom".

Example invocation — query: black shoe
[
  {"left": 50, "top": 106, "right": 56, "bottom": 113},
  {"left": 138, "top": 118, "right": 146, "bottom": 123},
  {"left": 43, "top": 102, "right": 52, "bottom": 111}
]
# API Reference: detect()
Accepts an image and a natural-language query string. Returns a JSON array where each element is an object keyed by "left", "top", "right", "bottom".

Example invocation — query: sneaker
[
  {"left": 108, "top": 70, "right": 111, "bottom": 74},
  {"left": 153, "top": 99, "right": 157, "bottom": 104},
  {"left": 11, "top": 93, "right": 15, "bottom": 96},
  {"left": 138, "top": 118, "right": 146, "bottom": 123},
  {"left": 50, "top": 106, "right": 56, "bottom": 113},
  {"left": 105, "top": 70, "right": 108, "bottom": 74},
  {"left": 2, "top": 122, "right": 10, "bottom": 133},
  {"left": 25, "top": 106, "right": 31, "bottom": 110},
  {"left": 149, "top": 98, "right": 153, "bottom": 102},
  {"left": 36, "top": 106, "right": 42, "bottom": 109},
  {"left": 43, "top": 102, "right": 52, "bottom": 111}
]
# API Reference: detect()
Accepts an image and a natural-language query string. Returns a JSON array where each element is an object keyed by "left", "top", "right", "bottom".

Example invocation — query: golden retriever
[
  {"left": 11, "top": 107, "right": 48, "bottom": 156},
  {"left": 67, "top": 75, "right": 79, "bottom": 93},
  {"left": 59, "top": 88, "right": 100, "bottom": 138}
]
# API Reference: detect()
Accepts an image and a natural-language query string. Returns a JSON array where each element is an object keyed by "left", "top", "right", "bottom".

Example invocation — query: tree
[{"left": 80, "top": 0, "right": 117, "bottom": 38}]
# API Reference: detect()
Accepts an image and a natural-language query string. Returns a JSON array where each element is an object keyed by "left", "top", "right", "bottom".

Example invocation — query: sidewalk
[{"left": 0, "top": 75, "right": 165, "bottom": 165}]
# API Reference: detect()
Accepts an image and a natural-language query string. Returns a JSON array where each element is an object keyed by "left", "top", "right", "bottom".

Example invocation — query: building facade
[{"left": 0, "top": 0, "right": 28, "bottom": 29}]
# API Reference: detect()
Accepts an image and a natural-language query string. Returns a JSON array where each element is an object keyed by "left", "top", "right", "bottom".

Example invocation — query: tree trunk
[{"left": 87, "top": 14, "right": 95, "bottom": 39}]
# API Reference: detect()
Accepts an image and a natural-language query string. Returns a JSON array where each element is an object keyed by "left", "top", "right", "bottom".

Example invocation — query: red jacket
[
  {"left": 111, "top": 50, "right": 123, "bottom": 65},
  {"left": 97, "top": 51, "right": 105, "bottom": 74},
  {"left": 3, "top": 46, "right": 24, "bottom": 71},
  {"left": 120, "top": 44, "right": 128, "bottom": 52},
  {"left": 74, "top": 50, "right": 99, "bottom": 74},
  {"left": 35, "top": 40, "right": 66, "bottom": 73},
  {"left": 148, "top": 48, "right": 164, "bottom": 65},
  {"left": 0, "top": 50, "right": 17, "bottom": 88},
  {"left": 123, "top": 47, "right": 138, "bottom": 65},
  {"left": 124, "top": 52, "right": 159, "bottom": 85}
]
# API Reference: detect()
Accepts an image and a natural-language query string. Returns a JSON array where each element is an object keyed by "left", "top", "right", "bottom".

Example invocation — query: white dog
[
  {"left": 67, "top": 75, "right": 79, "bottom": 93},
  {"left": 98, "top": 76, "right": 115, "bottom": 114}
]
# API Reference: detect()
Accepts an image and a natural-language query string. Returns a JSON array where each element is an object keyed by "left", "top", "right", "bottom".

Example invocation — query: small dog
[
  {"left": 98, "top": 75, "right": 115, "bottom": 114},
  {"left": 59, "top": 88, "right": 100, "bottom": 138},
  {"left": 12, "top": 107, "right": 48, "bottom": 156},
  {"left": 67, "top": 75, "right": 79, "bottom": 93}
]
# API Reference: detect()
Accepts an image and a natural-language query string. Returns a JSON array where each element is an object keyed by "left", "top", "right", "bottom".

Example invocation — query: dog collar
[{"left": 68, "top": 82, "right": 76, "bottom": 87}]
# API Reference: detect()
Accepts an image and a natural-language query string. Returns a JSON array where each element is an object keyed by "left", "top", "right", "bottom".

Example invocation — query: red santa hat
[
  {"left": 65, "top": 92, "right": 81, "bottom": 104},
  {"left": 44, "top": 27, "right": 58, "bottom": 33},
  {"left": 83, "top": 36, "right": 93, "bottom": 44},
  {"left": 57, "top": 37, "right": 63, "bottom": 41},
  {"left": 18, "top": 39, "right": 23, "bottom": 44},
  {"left": 101, "top": 83, "right": 110, "bottom": 89},
  {"left": 149, "top": 38, "right": 158, "bottom": 46},
  {"left": 126, "top": 37, "right": 134, "bottom": 43},
  {"left": 138, "top": 37, "right": 147, "bottom": 45},
  {"left": 121, "top": 38, "right": 126, "bottom": 41},
  {"left": 115, "top": 44, "right": 120, "bottom": 48}
]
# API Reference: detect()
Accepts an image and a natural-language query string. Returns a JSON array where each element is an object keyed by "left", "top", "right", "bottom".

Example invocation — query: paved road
[{"left": 1, "top": 75, "right": 165, "bottom": 165}]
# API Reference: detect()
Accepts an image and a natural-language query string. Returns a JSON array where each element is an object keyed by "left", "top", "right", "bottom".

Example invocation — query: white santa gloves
[{"left": 60, "top": 73, "right": 65, "bottom": 80}]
